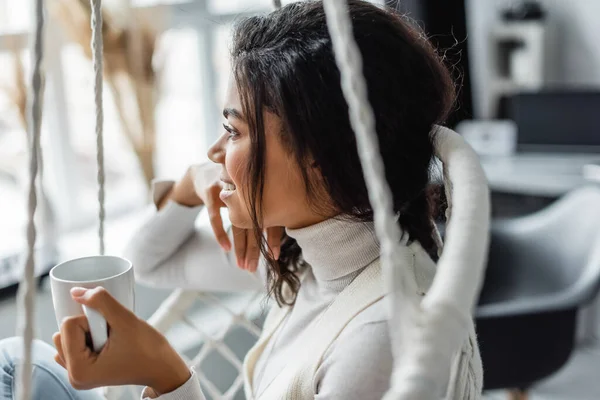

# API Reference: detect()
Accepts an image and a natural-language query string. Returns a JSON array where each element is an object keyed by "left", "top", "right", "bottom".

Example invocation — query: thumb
[{"left": 71, "top": 287, "right": 134, "bottom": 326}]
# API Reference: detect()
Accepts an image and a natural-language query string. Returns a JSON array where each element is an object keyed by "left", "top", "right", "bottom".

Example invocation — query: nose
[{"left": 207, "top": 134, "right": 226, "bottom": 164}]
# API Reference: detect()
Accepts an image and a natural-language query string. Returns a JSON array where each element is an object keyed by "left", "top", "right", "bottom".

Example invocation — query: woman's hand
[
  {"left": 158, "top": 163, "right": 220, "bottom": 210},
  {"left": 161, "top": 162, "right": 284, "bottom": 272},
  {"left": 231, "top": 225, "right": 283, "bottom": 272},
  {"left": 53, "top": 287, "right": 190, "bottom": 395}
]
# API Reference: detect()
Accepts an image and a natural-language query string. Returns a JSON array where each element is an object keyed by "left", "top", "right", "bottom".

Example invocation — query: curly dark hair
[{"left": 230, "top": 0, "right": 455, "bottom": 306}]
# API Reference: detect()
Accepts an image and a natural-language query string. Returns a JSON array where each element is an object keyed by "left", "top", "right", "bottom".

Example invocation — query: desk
[{"left": 480, "top": 152, "right": 600, "bottom": 197}]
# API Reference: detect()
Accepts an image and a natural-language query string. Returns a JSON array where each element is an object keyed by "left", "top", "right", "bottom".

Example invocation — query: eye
[{"left": 223, "top": 123, "right": 239, "bottom": 140}]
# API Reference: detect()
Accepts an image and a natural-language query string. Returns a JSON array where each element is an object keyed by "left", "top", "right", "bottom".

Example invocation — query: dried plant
[
  {"left": 0, "top": 37, "right": 29, "bottom": 182},
  {"left": 0, "top": 38, "right": 56, "bottom": 235},
  {"left": 51, "top": 0, "right": 162, "bottom": 187},
  {"left": 11, "top": 50, "right": 28, "bottom": 131},
  {"left": 0, "top": 37, "right": 28, "bottom": 131}
]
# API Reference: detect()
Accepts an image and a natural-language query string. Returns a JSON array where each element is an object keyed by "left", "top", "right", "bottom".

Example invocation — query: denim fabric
[{"left": 0, "top": 337, "right": 103, "bottom": 400}]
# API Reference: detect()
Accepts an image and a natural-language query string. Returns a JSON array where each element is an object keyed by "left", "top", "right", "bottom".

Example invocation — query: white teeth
[{"left": 224, "top": 183, "right": 236, "bottom": 191}]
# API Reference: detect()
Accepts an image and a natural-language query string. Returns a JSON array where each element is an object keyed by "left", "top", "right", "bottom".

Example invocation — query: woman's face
[{"left": 208, "top": 78, "right": 330, "bottom": 230}]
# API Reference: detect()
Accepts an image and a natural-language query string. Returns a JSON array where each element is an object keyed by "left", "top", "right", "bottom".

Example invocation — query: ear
[
  {"left": 305, "top": 158, "right": 323, "bottom": 182},
  {"left": 307, "top": 160, "right": 327, "bottom": 193}
]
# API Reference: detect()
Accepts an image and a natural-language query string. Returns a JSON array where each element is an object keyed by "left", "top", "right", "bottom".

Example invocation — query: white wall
[{"left": 466, "top": 0, "right": 600, "bottom": 118}]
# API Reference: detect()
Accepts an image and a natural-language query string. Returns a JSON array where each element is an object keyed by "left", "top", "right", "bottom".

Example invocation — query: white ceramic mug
[{"left": 50, "top": 255, "right": 135, "bottom": 352}]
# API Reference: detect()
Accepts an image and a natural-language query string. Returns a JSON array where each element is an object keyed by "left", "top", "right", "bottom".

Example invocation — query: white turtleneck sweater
[{"left": 124, "top": 181, "right": 393, "bottom": 400}]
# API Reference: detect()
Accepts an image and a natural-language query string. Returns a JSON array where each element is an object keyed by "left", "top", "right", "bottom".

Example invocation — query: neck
[
  {"left": 282, "top": 208, "right": 337, "bottom": 231},
  {"left": 285, "top": 215, "right": 382, "bottom": 281}
]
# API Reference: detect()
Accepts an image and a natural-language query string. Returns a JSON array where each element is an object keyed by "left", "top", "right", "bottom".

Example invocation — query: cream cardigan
[{"left": 242, "top": 246, "right": 482, "bottom": 400}]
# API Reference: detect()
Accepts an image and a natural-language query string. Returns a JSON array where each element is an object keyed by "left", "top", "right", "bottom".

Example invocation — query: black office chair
[{"left": 475, "top": 185, "right": 600, "bottom": 398}]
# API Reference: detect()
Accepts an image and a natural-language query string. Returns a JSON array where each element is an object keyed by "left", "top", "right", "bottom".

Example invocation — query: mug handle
[{"left": 82, "top": 306, "right": 108, "bottom": 352}]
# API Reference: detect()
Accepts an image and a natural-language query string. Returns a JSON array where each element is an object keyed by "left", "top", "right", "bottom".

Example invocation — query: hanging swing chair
[{"left": 15, "top": 0, "right": 491, "bottom": 399}]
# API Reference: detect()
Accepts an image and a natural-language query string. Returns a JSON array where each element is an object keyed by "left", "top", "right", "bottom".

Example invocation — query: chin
[{"left": 227, "top": 208, "right": 254, "bottom": 230}]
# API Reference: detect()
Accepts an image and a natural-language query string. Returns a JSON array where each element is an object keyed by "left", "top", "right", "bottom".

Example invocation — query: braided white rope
[
  {"left": 90, "top": 0, "right": 106, "bottom": 255},
  {"left": 16, "top": 0, "right": 45, "bottom": 399},
  {"left": 321, "top": 0, "right": 417, "bottom": 361},
  {"left": 387, "top": 127, "right": 489, "bottom": 399},
  {"left": 322, "top": 2, "right": 490, "bottom": 399}
]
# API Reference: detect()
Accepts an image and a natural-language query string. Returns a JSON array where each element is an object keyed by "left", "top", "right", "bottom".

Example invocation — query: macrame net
[
  {"left": 146, "top": 290, "right": 266, "bottom": 399},
  {"left": 15, "top": 0, "right": 490, "bottom": 399}
]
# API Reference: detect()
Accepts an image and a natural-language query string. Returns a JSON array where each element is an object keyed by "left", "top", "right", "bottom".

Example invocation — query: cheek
[
  {"left": 223, "top": 143, "right": 253, "bottom": 228},
  {"left": 225, "top": 144, "right": 248, "bottom": 189},
  {"left": 262, "top": 158, "right": 306, "bottom": 220}
]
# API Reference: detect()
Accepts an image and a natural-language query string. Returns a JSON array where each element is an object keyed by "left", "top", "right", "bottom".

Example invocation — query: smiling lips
[
  {"left": 222, "top": 182, "right": 236, "bottom": 191},
  {"left": 220, "top": 180, "right": 236, "bottom": 201}
]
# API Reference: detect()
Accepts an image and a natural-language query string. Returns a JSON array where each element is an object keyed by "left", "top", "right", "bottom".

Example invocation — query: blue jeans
[{"left": 0, "top": 337, "right": 103, "bottom": 400}]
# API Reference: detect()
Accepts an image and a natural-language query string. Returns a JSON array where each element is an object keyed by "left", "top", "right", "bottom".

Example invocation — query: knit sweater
[{"left": 123, "top": 181, "right": 482, "bottom": 399}]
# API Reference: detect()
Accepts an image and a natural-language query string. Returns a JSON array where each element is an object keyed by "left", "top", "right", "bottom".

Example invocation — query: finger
[
  {"left": 60, "top": 315, "right": 93, "bottom": 368},
  {"left": 245, "top": 230, "right": 260, "bottom": 273},
  {"left": 232, "top": 226, "right": 247, "bottom": 269},
  {"left": 70, "top": 287, "right": 134, "bottom": 326},
  {"left": 53, "top": 332, "right": 65, "bottom": 360},
  {"left": 52, "top": 332, "right": 66, "bottom": 368},
  {"left": 54, "top": 353, "right": 66, "bottom": 369},
  {"left": 205, "top": 187, "right": 231, "bottom": 252},
  {"left": 266, "top": 226, "right": 283, "bottom": 261},
  {"left": 190, "top": 163, "right": 220, "bottom": 195},
  {"left": 61, "top": 316, "right": 98, "bottom": 391}
]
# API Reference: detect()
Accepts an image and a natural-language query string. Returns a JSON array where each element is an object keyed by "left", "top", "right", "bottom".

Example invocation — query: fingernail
[
  {"left": 273, "top": 246, "right": 280, "bottom": 261},
  {"left": 223, "top": 241, "right": 231, "bottom": 252},
  {"left": 237, "top": 259, "right": 245, "bottom": 270},
  {"left": 70, "top": 287, "right": 88, "bottom": 297}
]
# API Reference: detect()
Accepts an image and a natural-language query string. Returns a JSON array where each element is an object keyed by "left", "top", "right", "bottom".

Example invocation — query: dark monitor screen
[{"left": 508, "top": 91, "right": 600, "bottom": 152}]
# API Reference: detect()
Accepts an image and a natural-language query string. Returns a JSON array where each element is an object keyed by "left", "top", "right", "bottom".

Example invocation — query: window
[
  {"left": 0, "top": 0, "right": 313, "bottom": 289},
  {"left": 0, "top": 59, "right": 29, "bottom": 273},
  {"left": 155, "top": 27, "right": 208, "bottom": 177},
  {"left": 207, "top": 0, "right": 272, "bottom": 14},
  {"left": 0, "top": 9, "right": 56, "bottom": 285},
  {"left": 0, "top": 0, "right": 276, "bottom": 276},
  {"left": 59, "top": 42, "right": 148, "bottom": 227}
]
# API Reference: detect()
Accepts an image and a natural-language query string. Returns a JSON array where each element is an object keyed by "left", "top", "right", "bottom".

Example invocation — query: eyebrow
[{"left": 223, "top": 107, "right": 245, "bottom": 122}]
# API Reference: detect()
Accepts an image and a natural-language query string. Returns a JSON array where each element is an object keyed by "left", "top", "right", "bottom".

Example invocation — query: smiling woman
[{"left": 0, "top": 2, "right": 483, "bottom": 400}]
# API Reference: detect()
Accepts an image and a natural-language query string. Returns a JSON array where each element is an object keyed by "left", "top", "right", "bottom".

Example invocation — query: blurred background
[{"left": 1, "top": 1, "right": 599, "bottom": 399}]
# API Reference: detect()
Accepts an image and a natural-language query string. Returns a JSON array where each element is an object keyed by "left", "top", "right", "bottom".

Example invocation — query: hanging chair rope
[
  {"left": 321, "top": 0, "right": 418, "bottom": 391},
  {"left": 90, "top": 0, "right": 106, "bottom": 255},
  {"left": 91, "top": 1, "right": 108, "bottom": 396},
  {"left": 273, "top": 0, "right": 282, "bottom": 9},
  {"left": 16, "top": 0, "right": 45, "bottom": 398},
  {"left": 17, "top": 1, "right": 105, "bottom": 398},
  {"left": 321, "top": 0, "right": 415, "bottom": 286},
  {"left": 388, "top": 127, "right": 489, "bottom": 399},
  {"left": 321, "top": 1, "right": 490, "bottom": 399}
]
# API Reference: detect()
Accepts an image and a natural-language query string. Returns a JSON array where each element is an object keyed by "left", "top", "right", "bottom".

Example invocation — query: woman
[{"left": 0, "top": 1, "right": 483, "bottom": 399}]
